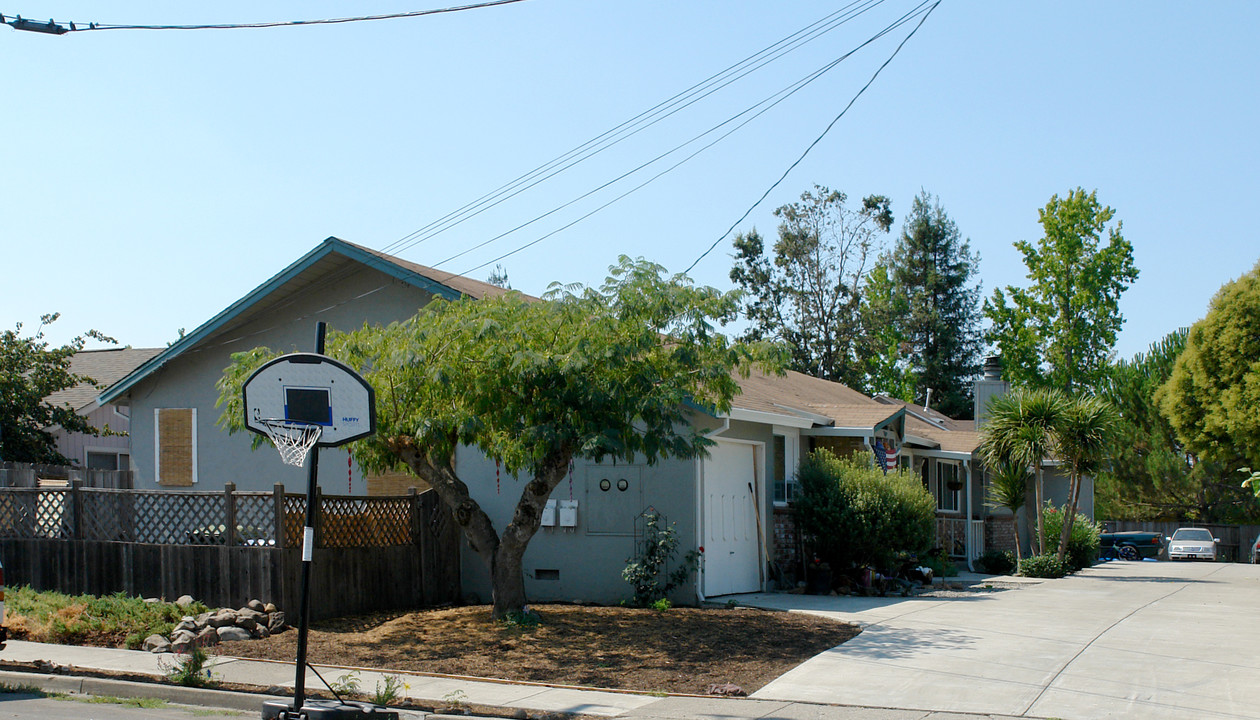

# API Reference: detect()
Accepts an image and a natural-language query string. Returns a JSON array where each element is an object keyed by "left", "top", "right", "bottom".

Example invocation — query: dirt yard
[{"left": 219, "top": 603, "right": 860, "bottom": 695}]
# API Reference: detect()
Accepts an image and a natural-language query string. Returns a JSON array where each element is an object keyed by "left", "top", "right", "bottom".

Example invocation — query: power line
[
  {"left": 1, "top": 0, "right": 527, "bottom": 34},
  {"left": 379, "top": 0, "right": 888, "bottom": 257},
  {"left": 682, "top": 0, "right": 940, "bottom": 275},
  {"left": 442, "top": 0, "right": 938, "bottom": 277}
]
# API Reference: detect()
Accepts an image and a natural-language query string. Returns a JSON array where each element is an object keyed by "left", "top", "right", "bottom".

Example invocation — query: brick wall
[
  {"left": 772, "top": 506, "right": 801, "bottom": 583},
  {"left": 985, "top": 516, "right": 1018, "bottom": 555}
]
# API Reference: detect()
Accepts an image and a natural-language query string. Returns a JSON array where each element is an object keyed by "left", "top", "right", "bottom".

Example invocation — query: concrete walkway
[{"left": 739, "top": 560, "right": 1260, "bottom": 720}]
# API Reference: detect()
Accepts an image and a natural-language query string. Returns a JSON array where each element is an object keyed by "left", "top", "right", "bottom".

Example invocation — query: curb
[{"left": 0, "top": 669, "right": 291, "bottom": 712}]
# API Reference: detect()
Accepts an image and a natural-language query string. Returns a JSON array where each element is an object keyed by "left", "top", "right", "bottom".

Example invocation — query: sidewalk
[{"left": 0, "top": 638, "right": 1027, "bottom": 720}]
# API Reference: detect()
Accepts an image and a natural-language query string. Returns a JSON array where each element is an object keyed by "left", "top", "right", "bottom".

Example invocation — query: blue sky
[{"left": 4, "top": 1, "right": 1257, "bottom": 365}]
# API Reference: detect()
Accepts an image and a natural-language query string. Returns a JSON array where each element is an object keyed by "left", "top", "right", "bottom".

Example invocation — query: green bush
[
  {"left": 1040, "top": 502, "right": 1101, "bottom": 571},
  {"left": 1018, "top": 554, "right": 1067, "bottom": 578},
  {"left": 793, "top": 450, "right": 936, "bottom": 573},
  {"left": 976, "top": 549, "right": 1017, "bottom": 576},
  {"left": 622, "top": 511, "right": 699, "bottom": 607},
  {"left": 6, "top": 587, "right": 209, "bottom": 649}
]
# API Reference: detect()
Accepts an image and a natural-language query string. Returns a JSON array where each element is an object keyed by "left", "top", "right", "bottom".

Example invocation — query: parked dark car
[
  {"left": 1251, "top": 533, "right": 1260, "bottom": 563},
  {"left": 1099, "top": 530, "right": 1164, "bottom": 561}
]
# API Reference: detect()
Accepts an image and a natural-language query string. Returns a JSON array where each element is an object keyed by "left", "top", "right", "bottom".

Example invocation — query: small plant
[
  {"left": 623, "top": 511, "right": 699, "bottom": 607},
  {"left": 497, "top": 606, "right": 541, "bottom": 629},
  {"left": 329, "top": 671, "right": 363, "bottom": 697},
  {"left": 1041, "top": 501, "right": 1101, "bottom": 571},
  {"left": 650, "top": 598, "right": 672, "bottom": 611},
  {"left": 724, "top": 599, "right": 739, "bottom": 609},
  {"left": 976, "top": 549, "right": 1017, "bottom": 575},
  {"left": 372, "top": 675, "right": 408, "bottom": 706},
  {"left": 160, "top": 645, "right": 216, "bottom": 688},
  {"left": 442, "top": 688, "right": 469, "bottom": 709},
  {"left": 920, "top": 547, "right": 958, "bottom": 579},
  {"left": 1018, "top": 553, "right": 1067, "bottom": 579}
]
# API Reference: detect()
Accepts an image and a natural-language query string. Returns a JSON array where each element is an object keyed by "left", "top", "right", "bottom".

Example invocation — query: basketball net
[{"left": 259, "top": 419, "right": 323, "bottom": 467}]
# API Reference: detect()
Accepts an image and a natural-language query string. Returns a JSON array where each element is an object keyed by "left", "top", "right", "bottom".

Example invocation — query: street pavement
[
  {"left": 1, "top": 560, "right": 1255, "bottom": 719},
  {"left": 743, "top": 560, "right": 1260, "bottom": 719}
]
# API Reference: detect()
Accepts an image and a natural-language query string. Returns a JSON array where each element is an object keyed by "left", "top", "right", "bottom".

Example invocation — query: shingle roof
[
  {"left": 47, "top": 347, "right": 163, "bottom": 411},
  {"left": 906, "top": 415, "right": 982, "bottom": 454}
]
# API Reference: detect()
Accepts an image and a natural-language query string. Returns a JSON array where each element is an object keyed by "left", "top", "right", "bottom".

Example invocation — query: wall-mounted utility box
[
  {"left": 558, "top": 500, "right": 578, "bottom": 527},
  {"left": 540, "top": 498, "right": 558, "bottom": 527}
]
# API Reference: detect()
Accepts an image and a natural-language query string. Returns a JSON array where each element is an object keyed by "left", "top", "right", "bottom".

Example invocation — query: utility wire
[
  {"left": 682, "top": 0, "right": 939, "bottom": 275},
  {"left": 380, "top": 0, "right": 887, "bottom": 257},
  {"left": 441, "top": 3, "right": 924, "bottom": 275},
  {"left": 2, "top": 0, "right": 527, "bottom": 33},
  {"left": 438, "top": 1, "right": 936, "bottom": 278}
]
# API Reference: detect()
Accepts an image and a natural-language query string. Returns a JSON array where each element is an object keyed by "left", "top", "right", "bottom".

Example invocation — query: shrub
[
  {"left": 793, "top": 450, "right": 936, "bottom": 573},
  {"left": 1041, "top": 502, "right": 1101, "bottom": 571},
  {"left": 920, "top": 548, "right": 958, "bottom": 578},
  {"left": 5, "top": 587, "right": 208, "bottom": 649},
  {"left": 622, "top": 511, "right": 699, "bottom": 607},
  {"left": 1018, "top": 554, "right": 1067, "bottom": 578},
  {"left": 976, "top": 549, "right": 1017, "bottom": 576}
]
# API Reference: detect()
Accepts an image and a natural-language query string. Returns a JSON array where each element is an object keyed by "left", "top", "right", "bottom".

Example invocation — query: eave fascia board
[
  {"left": 727, "top": 407, "right": 814, "bottom": 429},
  {"left": 800, "top": 426, "right": 873, "bottom": 437},
  {"left": 903, "top": 433, "right": 940, "bottom": 449},
  {"left": 102, "top": 236, "right": 463, "bottom": 405},
  {"left": 770, "top": 403, "right": 836, "bottom": 426},
  {"left": 905, "top": 447, "right": 976, "bottom": 461}
]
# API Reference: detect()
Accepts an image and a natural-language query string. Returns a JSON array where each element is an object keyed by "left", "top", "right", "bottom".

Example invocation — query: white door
[{"left": 702, "top": 441, "right": 761, "bottom": 597}]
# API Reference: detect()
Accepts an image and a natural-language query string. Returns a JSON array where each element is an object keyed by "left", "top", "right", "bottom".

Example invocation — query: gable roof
[
  {"left": 731, "top": 369, "right": 902, "bottom": 433},
  {"left": 100, "top": 237, "right": 510, "bottom": 404},
  {"left": 47, "top": 347, "right": 163, "bottom": 412}
]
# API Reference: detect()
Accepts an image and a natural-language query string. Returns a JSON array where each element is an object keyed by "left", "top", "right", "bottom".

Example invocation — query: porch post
[{"left": 964, "top": 460, "right": 974, "bottom": 571}]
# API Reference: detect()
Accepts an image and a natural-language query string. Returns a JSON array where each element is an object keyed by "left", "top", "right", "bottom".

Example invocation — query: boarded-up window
[{"left": 155, "top": 408, "right": 196, "bottom": 486}]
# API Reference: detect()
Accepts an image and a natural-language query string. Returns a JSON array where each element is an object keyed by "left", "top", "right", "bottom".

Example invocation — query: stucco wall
[
  {"left": 124, "top": 266, "right": 436, "bottom": 493},
  {"left": 454, "top": 451, "right": 700, "bottom": 606}
]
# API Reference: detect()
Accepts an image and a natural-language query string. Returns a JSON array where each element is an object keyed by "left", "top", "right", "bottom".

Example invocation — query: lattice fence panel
[
  {"left": 130, "top": 492, "right": 227, "bottom": 545},
  {"left": 320, "top": 496, "right": 413, "bottom": 548},
  {"left": 235, "top": 493, "right": 278, "bottom": 546},
  {"left": 80, "top": 490, "right": 134, "bottom": 541},
  {"left": 283, "top": 495, "right": 307, "bottom": 548},
  {"left": 0, "top": 489, "right": 73, "bottom": 539}
]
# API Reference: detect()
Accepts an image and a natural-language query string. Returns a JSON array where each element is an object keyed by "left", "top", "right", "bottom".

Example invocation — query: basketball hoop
[{"left": 258, "top": 419, "right": 323, "bottom": 467}]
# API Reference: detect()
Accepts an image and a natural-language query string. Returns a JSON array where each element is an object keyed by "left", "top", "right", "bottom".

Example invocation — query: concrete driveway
[{"left": 738, "top": 560, "right": 1260, "bottom": 719}]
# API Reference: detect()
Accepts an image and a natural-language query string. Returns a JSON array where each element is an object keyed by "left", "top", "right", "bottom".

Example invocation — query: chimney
[{"left": 974, "top": 356, "right": 1009, "bottom": 428}]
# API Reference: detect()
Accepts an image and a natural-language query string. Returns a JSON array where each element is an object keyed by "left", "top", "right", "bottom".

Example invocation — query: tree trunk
[
  {"left": 1022, "top": 469, "right": 1038, "bottom": 557},
  {"left": 1056, "top": 471, "right": 1079, "bottom": 563},
  {"left": 1034, "top": 465, "right": 1045, "bottom": 555},
  {"left": 1011, "top": 513, "right": 1022, "bottom": 562}
]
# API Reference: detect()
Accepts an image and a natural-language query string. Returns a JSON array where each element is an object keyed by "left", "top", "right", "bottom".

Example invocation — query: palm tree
[
  {"left": 980, "top": 388, "right": 1070, "bottom": 556},
  {"left": 1053, "top": 395, "right": 1118, "bottom": 563},
  {"left": 984, "top": 458, "right": 1030, "bottom": 561}
]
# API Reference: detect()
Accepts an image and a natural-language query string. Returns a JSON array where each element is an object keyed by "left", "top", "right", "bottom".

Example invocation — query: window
[
  {"left": 86, "top": 450, "right": 129, "bottom": 471},
  {"left": 155, "top": 408, "right": 197, "bottom": 486},
  {"left": 936, "top": 460, "right": 960, "bottom": 512}
]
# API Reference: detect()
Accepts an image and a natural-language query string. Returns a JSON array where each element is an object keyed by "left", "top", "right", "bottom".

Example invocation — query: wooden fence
[
  {"left": 0, "top": 482, "right": 461, "bottom": 620},
  {"left": 1102, "top": 520, "right": 1260, "bottom": 563},
  {"left": 0, "top": 460, "right": 133, "bottom": 489}
]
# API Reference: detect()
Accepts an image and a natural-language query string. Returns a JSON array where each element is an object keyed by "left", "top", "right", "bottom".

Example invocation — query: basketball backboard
[{"left": 242, "top": 353, "right": 376, "bottom": 447}]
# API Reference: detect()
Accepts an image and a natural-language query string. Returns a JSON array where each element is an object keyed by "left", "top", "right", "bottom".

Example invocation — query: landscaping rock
[
  {"left": 268, "top": 611, "right": 288, "bottom": 633},
  {"left": 217, "top": 626, "right": 252, "bottom": 642},
  {"left": 264, "top": 602, "right": 277, "bottom": 614},
  {"left": 706, "top": 683, "right": 746, "bottom": 697},
  {"left": 235, "top": 608, "right": 267, "bottom": 630},
  {"left": 252, "top": 624, "right": 270, "bottom": 640},
  {"left": 246, "top": 599, "right": 266, "bottom": 613},
  {"left": 195, "top": 611, "right": 212, "bottom": 625},
  {"left": 143, "top": 634, "right": 171, "bottom": 653},
  {"left": 207, "top": 609, "right": 238, "bottom": 628},
  {"left": 175, "top": 594, "right": 196, "bottom": 607},
  {"left": 196, "top": 626, "right": 219, "bottom": 647},
  {"left": 174, "top": 617, "right": 198, "bottom": 634}
]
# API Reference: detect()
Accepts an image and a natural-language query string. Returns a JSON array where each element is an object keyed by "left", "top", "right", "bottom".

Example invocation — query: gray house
[
  {"left": 48, "top": 347, "right": 162, "bottom": 470},
  {"left": 98, "top": 238, "right": 1079, "bottom": 604}
]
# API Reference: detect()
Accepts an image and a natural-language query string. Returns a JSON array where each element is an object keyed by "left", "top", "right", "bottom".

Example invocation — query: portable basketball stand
[{"left": 245, "top": 323, "right": 393, "bottom": 720}]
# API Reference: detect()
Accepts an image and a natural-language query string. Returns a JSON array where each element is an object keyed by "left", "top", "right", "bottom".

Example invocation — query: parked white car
[{"left": 1166, "top": 527, "right": 1219, "bottom": 561}]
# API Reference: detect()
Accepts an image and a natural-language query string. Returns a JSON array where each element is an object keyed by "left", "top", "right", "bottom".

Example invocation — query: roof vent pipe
[{"left": 924, "top": 388, "right": 932, "bottom": 412}]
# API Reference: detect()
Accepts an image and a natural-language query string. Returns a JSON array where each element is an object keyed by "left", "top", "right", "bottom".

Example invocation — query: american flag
[{"left": 874, "top": 439, "right": 899, "bottom": 473}]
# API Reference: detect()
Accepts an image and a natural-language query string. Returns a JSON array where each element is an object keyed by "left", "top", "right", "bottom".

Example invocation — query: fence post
[
  {"left": 70, "top": 479, "right": 84, "bottom": 539},
  {"left": 408, "top": 487, "right": 419, "bottom": 544},
  {"left": 224, "top": 482, "right": 237, "bottom": 546},
  {"left": 273, "top": 483, "right": 286, "bottom": 548}
]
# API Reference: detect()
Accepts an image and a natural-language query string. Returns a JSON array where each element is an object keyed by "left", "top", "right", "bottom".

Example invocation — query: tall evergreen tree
[{"left": 864, "top": 191, "right": 982, "bottom": 417}]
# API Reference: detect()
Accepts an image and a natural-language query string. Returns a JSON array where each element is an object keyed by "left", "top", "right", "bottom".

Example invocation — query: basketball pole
[{"left": 290, "top": 321, "right": 325, "bottom": 718}]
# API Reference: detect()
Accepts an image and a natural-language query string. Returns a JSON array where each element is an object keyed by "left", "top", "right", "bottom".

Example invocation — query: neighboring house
[
  {"left": 96, "top": 237, "right": 1084, "bottom": 605},
  {"left": 46, "top": 347, "right": 162, "bottom": 470}
]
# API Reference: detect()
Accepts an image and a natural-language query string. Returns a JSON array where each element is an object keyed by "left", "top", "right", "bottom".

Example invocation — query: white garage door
[{"left": 703, "top": 440, "right": 761, "bottom": 597}]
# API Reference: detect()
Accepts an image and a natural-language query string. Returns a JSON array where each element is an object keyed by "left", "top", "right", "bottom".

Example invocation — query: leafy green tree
[
  {"left": 979, "top": 387, "right": 1071, "bottom": 556},
  {"left": 1158, "top": 260, "right": 1260, "bottom": 472},
  {"left": 730, "top": 185, "right": 893, "bottom": 389},
  {"left": 858, "top": 263, "right": 916, "bottom": 400},
  {"left": 984, "top": 188, "right": 1138, "bottom": 392},
  {"left": 219, "top": 258, "right": 779, "bottom": 619},
  {"left": 866, "top": 191, "right": 982, "bottom": 417},
  {"left": 0, "top": 314, "right": 115, "bottom": 464},
  {"left": 1095, "top": 330, "right": 1247, "bottom": 522}
]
